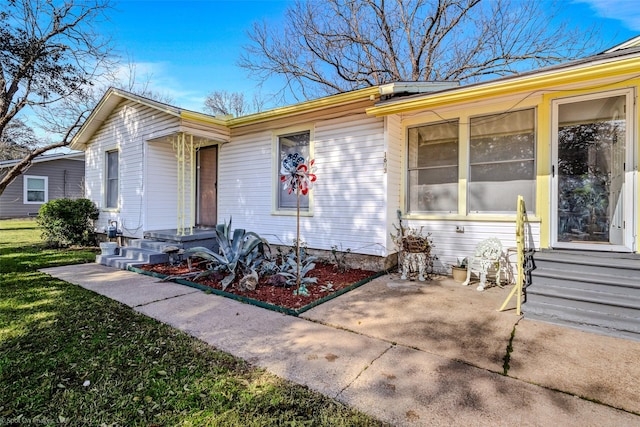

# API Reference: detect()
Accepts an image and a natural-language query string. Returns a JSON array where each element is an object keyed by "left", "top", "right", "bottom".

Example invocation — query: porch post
[
  {"left": 172, "top": 133, "right": 187, "bottom": 236},
  {"left": 189, "top": 134, "right": 196, "bottom": 235}
]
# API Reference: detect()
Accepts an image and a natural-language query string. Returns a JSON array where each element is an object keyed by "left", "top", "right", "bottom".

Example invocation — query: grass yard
[{"left": 0, "top": 219, "right": 384, "bottom": 426}]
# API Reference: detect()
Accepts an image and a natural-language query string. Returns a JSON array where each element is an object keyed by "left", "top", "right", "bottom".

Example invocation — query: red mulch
[{"left": 138, "top": 262, "right": 377, "bottom": 310}]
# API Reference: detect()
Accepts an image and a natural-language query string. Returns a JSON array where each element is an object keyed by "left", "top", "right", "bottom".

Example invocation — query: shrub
[{"left": 37, "top": 198, "right": 100, "bottom": 247}]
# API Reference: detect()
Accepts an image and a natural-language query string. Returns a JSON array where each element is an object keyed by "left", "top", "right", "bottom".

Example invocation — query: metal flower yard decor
[
  {"left": 280, "top": 153, "right": 317, "bottom": 293},
  {"left": 280, "top": 153, "right": 316, "bottom": 196}
]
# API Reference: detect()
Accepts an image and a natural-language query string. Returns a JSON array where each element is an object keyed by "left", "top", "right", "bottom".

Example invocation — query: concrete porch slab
[
  {"left": 339, "top": 345, "right": 640, "bottom": 426},
  {"left": 509, "top": 319, "right": 640, "bottom": 414},
  {"left": 302, "top": 273, "right": 521, "bottom": 373}
]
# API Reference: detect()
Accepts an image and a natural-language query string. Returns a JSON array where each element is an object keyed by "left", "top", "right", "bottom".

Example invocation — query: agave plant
[
  {"left": 184, "top": 218, "right": 268, "bottom": 290},
  {"left": 277, "top": 250, "right": 318, "bottom": 289}
]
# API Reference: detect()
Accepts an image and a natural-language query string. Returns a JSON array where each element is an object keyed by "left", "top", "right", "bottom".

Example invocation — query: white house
[{"left": 72, "top": 38, "right": 640, "bottom": 339}]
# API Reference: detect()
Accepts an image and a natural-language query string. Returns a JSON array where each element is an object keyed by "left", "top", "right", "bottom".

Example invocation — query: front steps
[
  {"left": 96, "top": 238, "right": 178, "bottom": 269},
  {"left": 527, "top": 250, "right": 640, "bottom": 341},
  {"left": 97, "top": 228, "right": 219, "bottom": 270}
]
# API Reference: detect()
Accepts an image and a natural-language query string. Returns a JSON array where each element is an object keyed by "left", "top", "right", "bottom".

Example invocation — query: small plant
[
  {"left": 277, "top": 249, "right": 318, "bottom": 290},
  {"left": 330, "top": 244, "right": 351, "bottom": 273},
  {"left": 454, "top": 257, "right": 468, "bottom": 268},
  {"left": 292, "top": 284, "right": 310, "bottom": 296},
  {"left": 37, "top": 198, "right": 99, "bottom": 247},
  {"left": 319, "top": 283, "right": 335, "bottom": 293},
  {"left": 183, "top": 218, "right": 268, "bottom": 291}
]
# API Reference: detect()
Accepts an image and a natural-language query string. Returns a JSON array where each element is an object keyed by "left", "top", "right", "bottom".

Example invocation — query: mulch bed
[{"left": 139, "top": 262, "right": 377, "bottom": 310}]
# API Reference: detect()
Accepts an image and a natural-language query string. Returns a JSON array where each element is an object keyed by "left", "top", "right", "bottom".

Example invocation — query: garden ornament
[
  {"left": 462, "top": 237, "right": 504, "bottom": 291},
  {"left": 280, "top": 153, "right": 317, "bottom": 293}
]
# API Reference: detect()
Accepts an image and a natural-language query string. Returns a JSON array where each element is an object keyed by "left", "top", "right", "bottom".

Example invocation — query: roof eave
[
  {"left": 70, "top": 88, "right": 183, "bottom": 150},
  {"left": 227, "top": 86, "right": 381, "bottom": 127},
  {"left": 367, "top": 51, "right": 640, "bottom": 116}
]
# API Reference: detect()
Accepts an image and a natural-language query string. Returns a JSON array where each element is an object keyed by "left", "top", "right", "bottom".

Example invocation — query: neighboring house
[
  {"left": 72, "top": 37, "right": 640, "bottom": 339},
  {"left": 0, "top": 152, "right": 85, "bottom": 219}
]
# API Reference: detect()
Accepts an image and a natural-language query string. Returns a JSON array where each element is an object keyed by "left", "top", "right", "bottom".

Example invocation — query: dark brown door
[{"left": 197, "top": 146, "right": 217, "bottom": 227}]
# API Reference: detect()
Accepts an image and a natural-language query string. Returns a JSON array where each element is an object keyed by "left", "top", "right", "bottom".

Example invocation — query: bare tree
[
  {"left": 0, "top": 118, "right": 36, "bottom": 161},
  {"left": 203, "top": 90, "right": 265, "bottom": 117},
  {"left": 0, "top": 0, "right": 113, "bottom": 196},
  {"left": 239, "top": 0, "right": 600, "bottom": 100}
]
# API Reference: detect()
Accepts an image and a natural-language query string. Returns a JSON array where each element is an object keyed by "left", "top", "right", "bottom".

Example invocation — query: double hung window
[
  {"left": 468, "top": 109, "right": 536, "bottom": 213},
  {"left": 106, "top": 150, "right": 119, "bottom": 209},
  {"left": 407, "top": 121, "right": 459, "bottom": 213},
  {"left": 276, "top": 131, "right": 311, "bottom": 211},
  {"left": 24, "top": 176, "right": 48, "bottom": 203}
]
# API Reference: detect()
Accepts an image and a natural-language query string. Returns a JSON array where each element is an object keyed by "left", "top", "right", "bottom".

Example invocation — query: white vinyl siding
[
  {"left": 218, "top": 109, "right": 388, "bottom": 257},
  {"left": 146, "top": 140, "right": 193, "bottom": 231},
  {"left": 24, "top": 175, "right": 48, "bottom": 204},
  {"left": 385, "top": 115, "right": 403, "bottom": 255},
  {"left": 403, "top": 218, "right": 541, "bottom": 274},
  {"left": 84, "top": 100, "right": 182, "bottom": 237}
]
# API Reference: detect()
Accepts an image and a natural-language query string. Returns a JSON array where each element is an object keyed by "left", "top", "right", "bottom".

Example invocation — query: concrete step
[
  {"left": 119, "top": 247, "right": 169, "bottom": 264},
  {"left": 129, "top": 239, "right": 184, "bottom": 252},
  {"left": 526, "top": 250, "right": 640, "bottom": 341},
  {"left": 530, "top": 268, "right": 640, "bottom": 294},
  {"left": 524, "top": 300, "right": 640, "bottom": 340},
  {"left": 533, "top": 251, "right": 640, "bottom": 279},
  {"left": 526, "top": 283, "right": 640, "bottom": 313},
  {"left": 96, "top": 244, "right": 169, "bottom": 269}
]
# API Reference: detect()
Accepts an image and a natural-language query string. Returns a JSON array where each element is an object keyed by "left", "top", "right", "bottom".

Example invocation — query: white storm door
[{"left": 551, "top": 89, "right": 634, "bottom": 251}]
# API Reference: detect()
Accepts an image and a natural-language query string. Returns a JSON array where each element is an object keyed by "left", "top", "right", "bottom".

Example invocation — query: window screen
[
  {"left": 277, "top": 131, "right": 310, "bottom": 210},
  {"left": 469, "top": 109, "right": 535, "bottom": 213},
  {"left": 407, "top": 121, "right": 459, "bottom": 213},
  {"left": 106, "top": 150, "right": 119, "bottom": 208}
]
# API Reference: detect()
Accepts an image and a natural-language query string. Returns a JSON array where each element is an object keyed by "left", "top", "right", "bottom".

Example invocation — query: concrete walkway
[{"left": 41, "top": 264, "right": 640, "bottom": 426}]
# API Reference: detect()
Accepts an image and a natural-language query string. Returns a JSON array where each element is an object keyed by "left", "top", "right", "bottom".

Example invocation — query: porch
[{"left": 301, "top": 272, "right": 640, "bottom": 415}]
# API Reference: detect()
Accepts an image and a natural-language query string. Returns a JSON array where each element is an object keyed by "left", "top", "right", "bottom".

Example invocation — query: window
[
  {"left": 468, "top": 109, "right": 535, "bottom": 213},
  {"left": 407, "top": 120, "right": 459, "bottom": 213},
  {"left": 276, "top": 130, "right": 311, "bottom": 211},
  {"left": 106, "top": 150, "right": 119, "bottom": 209},
  {"left": 24, "top": 175, "right": 48, "bottom": 204}
]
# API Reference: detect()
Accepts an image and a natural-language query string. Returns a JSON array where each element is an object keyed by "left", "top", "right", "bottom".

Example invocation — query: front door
[
  {"left": 551, "top": 89, "right": 633, "bottom": 251},
  {"left": 197, "top": 146, "right": 217, "bottom": 227}
]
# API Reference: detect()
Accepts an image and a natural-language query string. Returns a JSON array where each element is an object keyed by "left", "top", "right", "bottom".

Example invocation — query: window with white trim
[
  {"left": 276, "top": 130, "right": 311, "bottom": 211},
  {"left": 468, "top": 109, "right": 536, "bottom": 213},
  {"left": 24, "top": 175, "right": 48, "bottom": 204},
  {"left": 105, "top": 150, "right": 119, "bottom": 209},
  {"left": 407, "top": 120, "right": 459, "bottom": 213}
]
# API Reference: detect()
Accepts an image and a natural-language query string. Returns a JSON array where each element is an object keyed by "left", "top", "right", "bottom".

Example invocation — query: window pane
[
  {"left": 469, "top": 162, "right": 535, "bottom": 212},
  {"left": 27, "top": 178, "right": 45, "bottom": 190},
  {"left": 107, "top": 180, "right": 118, "bottom": 208},
  {"left": 469, "top": 110, "right": 535, "bottom": 213},
  {"left": 107, "top": 151, "right": 118, "bottom": 179},
  {"left": 27, "top": 190, "right": 45, "bottom": 202},
  {"left": 408, "top": 122, "right": 458, "bottom": 168},
  {"left": 408, "top": 168, "right": 458, "bottom": 212},
  {"left": 278, "top": 131, "right": 310, "bottom": 210}
]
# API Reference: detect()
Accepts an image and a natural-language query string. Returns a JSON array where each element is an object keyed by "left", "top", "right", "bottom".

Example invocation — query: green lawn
[{"left": 0, "top": 219, "right": 384, "bottom": 426}]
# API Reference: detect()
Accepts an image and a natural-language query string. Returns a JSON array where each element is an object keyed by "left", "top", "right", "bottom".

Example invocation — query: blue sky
[{"left": 102, "top": 0, "right": 640, "bottom": 112}]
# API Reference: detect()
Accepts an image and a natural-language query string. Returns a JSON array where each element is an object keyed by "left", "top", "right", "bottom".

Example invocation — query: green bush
[{"left": 37, "top": 198, "right": 100, "bottom": 247}]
